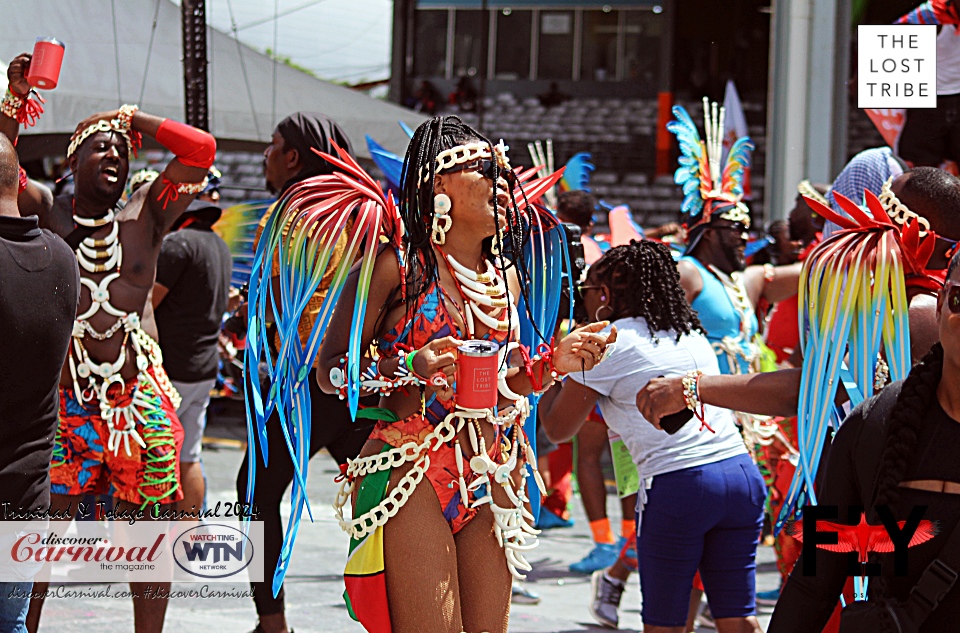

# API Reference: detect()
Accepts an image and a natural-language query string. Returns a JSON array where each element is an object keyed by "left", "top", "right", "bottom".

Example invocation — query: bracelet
[
  {"left": 763, "top": 263, "right": 775, "bottom": 284},
  {"left": 539, "top": 340, "right": 566, "bottom": 379},
  {"left": 681, "top": 370, "right": 714, "bottom": 433},
  {"left": 1, "top": 88, "right": 45, "bottom": 128},
  {"left": 116, "top": 104, "right": 139, "bottom": 131},
  {"left": 18, "top": 166, "right": 28, "bottom": 194},
  {"left": 155, "top": 173, "right": 209, "bottom": 210},
  {"left": 404, "top": 349, "right": 418, "bottom": 375},
  {"left": 330, "top": 353, "right": 427, "bottom": 400},
  {"left": 1, "top": 90, "right": 24, "bottom": 119}
]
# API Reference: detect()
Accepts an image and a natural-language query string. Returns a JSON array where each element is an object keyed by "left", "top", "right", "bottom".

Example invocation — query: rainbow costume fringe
[
  {"left": 244, "top": 142, "right": 572, "bottom": 596},
  {"left": 775, "top": 188, "right": 944, "bottom": 532}
]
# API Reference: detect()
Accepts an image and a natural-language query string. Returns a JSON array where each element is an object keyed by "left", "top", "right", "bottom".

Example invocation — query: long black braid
[
  {"left": 397, "top": 115, "right": 536, "bottom": 333},
  {"left": 590, "top": 240, "right": 704, "bottom": 343},
  {"left": 873, "top": 249, "right": 960, "bottom": 511},
  {"left": 871, "top": 343, "right": 945, "bottom": 512}
]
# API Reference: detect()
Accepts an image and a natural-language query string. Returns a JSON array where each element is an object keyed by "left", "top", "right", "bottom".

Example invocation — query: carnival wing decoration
[
  {"left": 365, "top": 135, "right": 404, "bottom": 191},
  {"left": 512, "top": 165, "right": 570, "bottom": 522},
  {"left": 244, "top": 142, "right": 401, "bottom": 596},
  {"left": 558, "top": 152, "right": 595, "bottom": 193},
  {"left": 775, "top": 188, "right": 944, "bottom": 533},
  {"left": 214, "top": 199, "right": 272, "bottom": 287},
  {"left": 667, "top": 97, "right": 754, "bottom": 230},
  {"left": 720, "top": 137, "right": 753, "bottom": 202},
  {"left": 666, "top": 105, "right": 710, "bottom": 219}
]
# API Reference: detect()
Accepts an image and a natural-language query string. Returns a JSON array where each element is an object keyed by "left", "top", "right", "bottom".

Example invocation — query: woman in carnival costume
[{"left": 245, "top": 115, "right": 616, "bottom": 633}]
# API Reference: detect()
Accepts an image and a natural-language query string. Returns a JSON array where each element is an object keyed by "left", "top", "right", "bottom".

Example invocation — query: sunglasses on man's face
[
  {"left": 443, "top": 159, "right": 518, "bottom": 188},
  {"left": 713, "top": 223, "right": 748, "bottom": 234},
  {"left": 945, "top": 281, "right": 960, "bottom": 315}
]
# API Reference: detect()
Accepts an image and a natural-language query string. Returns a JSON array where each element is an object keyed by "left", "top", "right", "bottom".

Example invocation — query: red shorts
[{"left": 51, "top": 366, "right": 184, "bottom": 506}]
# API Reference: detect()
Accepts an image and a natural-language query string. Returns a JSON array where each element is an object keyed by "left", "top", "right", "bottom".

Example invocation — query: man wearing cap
[
  {"left": 153, "top": 169, "right": 231, "bottom": 518},
  {"left": 2, "top": 52, "right": 216, "bottom": 633},
  {"left": 235, "top": 113, "right": 375, "bottom": 633}
]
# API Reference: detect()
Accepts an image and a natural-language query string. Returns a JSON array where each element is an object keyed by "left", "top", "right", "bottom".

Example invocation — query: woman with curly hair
[
  {"left": 316, "top": 116, "right": 616, "bottom": 633},
  {"left": 539, "top": 240, "right": 766, "bottom": 633},
  {"left": 769, "top": 250, "right": 960, "bottom": 631}
]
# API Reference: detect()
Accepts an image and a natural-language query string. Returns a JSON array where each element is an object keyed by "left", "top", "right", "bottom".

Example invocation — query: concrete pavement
[{"left": 32, "top": 410, "right": 778, "bottom": 633}]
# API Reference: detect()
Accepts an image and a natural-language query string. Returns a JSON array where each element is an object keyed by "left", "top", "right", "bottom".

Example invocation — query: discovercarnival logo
[{"left": 173, "top": 524, "right": 254, "bottom": 579}]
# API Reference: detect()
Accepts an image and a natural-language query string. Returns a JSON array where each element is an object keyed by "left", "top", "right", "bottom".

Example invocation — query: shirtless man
[{"left": 2, "top": 53, "right": 216, "bottom": 633}]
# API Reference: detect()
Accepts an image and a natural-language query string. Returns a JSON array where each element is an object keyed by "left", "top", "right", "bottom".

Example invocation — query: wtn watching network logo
[{"left": 173, "top": 524, "right": 255, "bottom": 579}]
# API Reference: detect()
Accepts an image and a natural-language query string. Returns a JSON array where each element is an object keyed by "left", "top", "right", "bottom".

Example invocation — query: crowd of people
[{"left": 3, "top": 4, "right": 960, "bottom": 631}]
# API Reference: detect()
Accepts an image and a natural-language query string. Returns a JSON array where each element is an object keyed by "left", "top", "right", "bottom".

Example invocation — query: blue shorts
[{"left": 638, "top": 453, "right": 765, "bottom": 627}]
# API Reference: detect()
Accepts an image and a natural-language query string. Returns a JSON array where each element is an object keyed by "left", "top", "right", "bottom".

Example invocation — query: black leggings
[{"left": 236, "top": 367, "right": 374, "bottom": 616}]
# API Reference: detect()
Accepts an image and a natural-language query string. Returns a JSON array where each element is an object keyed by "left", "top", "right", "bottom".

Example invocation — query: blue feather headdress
[{"left": 667, "top": 97, "right": 754, "bottom": 235}]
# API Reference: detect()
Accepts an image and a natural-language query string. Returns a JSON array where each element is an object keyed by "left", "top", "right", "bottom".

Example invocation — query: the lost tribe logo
[
  {"left": 787, "top": 505, "right": 939, "bottom": 577},
  {"left": 173, "top": 524, "right": 254, "bottom": 579}
]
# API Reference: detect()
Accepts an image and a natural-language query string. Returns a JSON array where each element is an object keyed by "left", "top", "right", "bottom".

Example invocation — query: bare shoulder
[
  {"left": 368, "top": 245, "right": 403, "bottom": 289},
  {"left": 117, "top": 186, "right": 150, "bottom": 223},
  {"left": 676, "top": 258, "right": 703, "bottom": 301}
]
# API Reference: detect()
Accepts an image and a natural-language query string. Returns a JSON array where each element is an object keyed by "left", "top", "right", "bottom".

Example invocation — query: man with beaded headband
[
  {"left": 243, "top": 114, "right": 615, "bottom": 633},
  {"left": 2, "top": 53, "right": 215, "bottom": 633}
]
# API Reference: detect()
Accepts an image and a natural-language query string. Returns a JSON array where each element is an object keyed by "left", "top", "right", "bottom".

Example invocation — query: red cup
[
  {"left": 26, "top": 37, "right": 66, "bottom": 90},
  {"left": 456, "top": 340, "right": 500, "bottom": 410}
]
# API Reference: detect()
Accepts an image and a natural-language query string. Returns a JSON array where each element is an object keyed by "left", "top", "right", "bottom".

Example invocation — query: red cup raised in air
[
  {"left": 26, "top": 37, "right": 66, "bottom": 90},
  {"left": 456, "top": 340, "right": 500, "bottom": 410}
]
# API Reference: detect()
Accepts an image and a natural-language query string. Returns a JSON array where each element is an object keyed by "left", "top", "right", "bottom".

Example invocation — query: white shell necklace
[
  {"left": 445, "top": 254, "right": 519, "bottom": 337},
  {"left": 73, "top": 207, "right": 123, "bottom": 274}
]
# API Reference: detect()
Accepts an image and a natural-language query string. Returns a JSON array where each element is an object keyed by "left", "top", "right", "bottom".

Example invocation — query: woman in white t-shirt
[{"left": 540, "top": 240, "right": 765, "bottom": 633}]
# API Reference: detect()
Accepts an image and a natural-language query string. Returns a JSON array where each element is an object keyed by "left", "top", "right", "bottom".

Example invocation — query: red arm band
[{"left": 155, "top": 119, "right": 217, "bottom": 169}]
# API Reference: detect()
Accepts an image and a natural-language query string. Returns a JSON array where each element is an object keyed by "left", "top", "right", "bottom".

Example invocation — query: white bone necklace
[
  {"left": 73, "top": 207, "right": 123, "bottom": 275},
  {"left": 444, "top": 254, "right": 519, "bottom": 337}
]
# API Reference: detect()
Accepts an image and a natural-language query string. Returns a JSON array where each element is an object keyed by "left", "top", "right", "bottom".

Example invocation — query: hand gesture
[
  {"left": 412, "top": 335, "right": 462, "bottom": 401},
  {"left": 636, "top": 376, "right": 686, "bottom": 429},
  {"left": 553, "top": 322, "right": 618, "bottom": 374},
  {"left": 6, "top": 53, "right": 32, "bottom": 97}
]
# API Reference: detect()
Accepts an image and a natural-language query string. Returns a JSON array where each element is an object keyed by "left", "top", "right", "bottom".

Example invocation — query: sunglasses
[
  {"left": 443, "top": 159, "right": 518, "bottom": 188},
  {"left": 713, "top": 223, "right": 748, "bottom": 234},
  {"left": 945, "top": 281, "right": 960, "bottom": 315},
  {"left": 576, "top": 283, "right": 602, "bottom": 298}
]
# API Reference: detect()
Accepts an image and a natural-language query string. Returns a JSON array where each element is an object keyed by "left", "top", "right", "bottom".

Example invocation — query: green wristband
[{"left": 405, "top": 349, "right": 418, "bottom": 375}]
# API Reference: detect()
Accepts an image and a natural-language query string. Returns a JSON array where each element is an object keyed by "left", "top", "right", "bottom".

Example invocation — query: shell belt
[
  {"left": 333, "top": 399, "right": 546, "bottom": 580},
  {"left": 68, "top": 315, "right": 180, "bottom": 457}
]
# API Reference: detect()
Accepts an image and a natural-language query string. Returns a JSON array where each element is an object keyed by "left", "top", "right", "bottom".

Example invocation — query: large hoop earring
[
  {"left": 594, "top": 304, "right": 613, "bottom": 322},
  {"left": 432, "top": 193, "right": 453, "bottom": 245}
]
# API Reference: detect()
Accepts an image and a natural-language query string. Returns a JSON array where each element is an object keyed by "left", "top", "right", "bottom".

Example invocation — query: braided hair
[
  {"left": 397, "top": 116, "right": 535, "bottom": 322},
  {"left": 590, "top": 240, "right": 704, "bottom": 342},
  {"left": 871, "top": 343, "right": 944, "bottom": 512},
  {"left": 873, "top": 248, "right": 960, "bottom": 510}
]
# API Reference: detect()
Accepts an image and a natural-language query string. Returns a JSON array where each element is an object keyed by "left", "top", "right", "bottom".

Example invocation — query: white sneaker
[{"left": 589, "top": 570, "right": 624, "bottom": 629}]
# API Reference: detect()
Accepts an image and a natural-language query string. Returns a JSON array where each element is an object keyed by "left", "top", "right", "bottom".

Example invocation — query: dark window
[
  {"left": 454, "top": 9, "right": 485, "bottom": 77},
  {"left": 623, "top": 10, "right": 663, "bottom": 92},
  {"left": 414, "top": 10, "right": 448, "bottom": 77},
  {"left": 495, "top": 9, "right": 532, "bottom": 80},
  {"left": 581, "top": 9, "right": 620, "bottom": 81},
  {"left": 537, "top": 11, "right": 574, "bottom": 80}
]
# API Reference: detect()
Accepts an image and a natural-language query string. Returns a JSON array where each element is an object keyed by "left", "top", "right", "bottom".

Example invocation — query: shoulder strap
[
  {"left": 902, "top": 519, "right": 960, "bottom": 624},
  {"left": 860, "top": 382, "right": 960, "bottom": 624}
]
